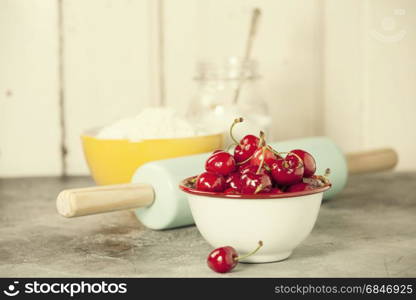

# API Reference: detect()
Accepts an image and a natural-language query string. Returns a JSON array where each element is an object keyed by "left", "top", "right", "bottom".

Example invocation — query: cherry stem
[
  {"left": 276, "top": 151, "right": 304, "bottom": 168},
  {"left": 236, "top": 153, "right": 254, "bottom": 166},
  {"left": 324, "top": 168, "right": 331, "bottom": 177},
  {"left": 256, "top": 146, "right": 266, "bottom": 175},
  {"left": 229, "top": 117, "right": 244, "bottom": 144},
  {"left": 267, "top": 145, "right": 280, "bottom": 156},
  {"left": 254, "top": 183, "right": 264, "bottom": 194},
  {"left": 258, "top": 131, "right": 266, "bottom": 147},
  {"left": 188, "top": 176, "right": 197, "bottom": 188},
  {"left": 283, "top": 160, "right": 289, "bottom": 169},
  {"left": 321, "top": 168, "right": 331, "bottom": 185},
  {"left": 304, "top": 168, "right": 331, "bottom": 186},
  {"left": 236, "top": 241, "right": 264, "bottom": 261},
  {"left": 289, "top": 152, "right": 304, "bottom": 167}
]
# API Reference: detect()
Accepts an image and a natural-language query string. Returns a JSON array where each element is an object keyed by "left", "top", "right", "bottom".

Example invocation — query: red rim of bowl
[{"left": 179, "top": 176, "right": 331, "bottom": 199}]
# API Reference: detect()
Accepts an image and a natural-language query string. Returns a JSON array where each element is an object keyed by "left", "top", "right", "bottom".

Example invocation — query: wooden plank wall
[
  {"left": 0, "top": 0, "right": 415, "bottom": 177},
  {"left": 323, "top": 0, "right": 416, "bottom": 170},
  {"left": 0, "top": 0, "right": 61, "bottom": 176},
  {"left": 62, "top": 0, "right": 159, "bottom": 174}
]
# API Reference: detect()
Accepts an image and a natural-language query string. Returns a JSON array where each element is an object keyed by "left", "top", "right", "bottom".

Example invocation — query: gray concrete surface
[{"left": 0, "top": 172, "right": 415, "bottom": 277}]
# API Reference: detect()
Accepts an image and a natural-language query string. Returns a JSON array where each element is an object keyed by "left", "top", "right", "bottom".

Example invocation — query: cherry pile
[{"left": 193, "top": 118, "right": 329, "bottom": 195}]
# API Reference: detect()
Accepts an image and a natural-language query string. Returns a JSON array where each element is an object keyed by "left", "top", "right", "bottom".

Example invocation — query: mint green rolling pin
[{"left": 56, "top": 137, "right": 397, "bottom": 230}]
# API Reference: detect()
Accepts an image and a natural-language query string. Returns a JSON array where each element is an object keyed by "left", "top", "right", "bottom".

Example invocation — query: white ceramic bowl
[{"left": 180, "top": 178, "right": 330, "bottom": 263}]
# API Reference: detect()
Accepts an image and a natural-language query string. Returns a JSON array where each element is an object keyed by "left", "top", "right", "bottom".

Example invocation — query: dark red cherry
[
  {"left": 225, "top": 172, "right": 242, "bottom": 191},
  {"left": 237, "top": 161, "right": 251, "bottom": 171},
  {"left": 229, "top": 118, "right": 260, "bottom": 163},
  {"left": 207, "top": 246, "right": 238, "bottom": 273},
  {"left": 287, "top": 182, "right": 314, "bottom": 193},
  {"left": 195, "top": 172, "right": 226, "bottom": 192},
  {"left": 205, "top": 151, "right": 236, "bottom": 176},
  {"left": 290, "top": 149, "right": 316, "bottom": 177},
  {"left": 207, "top": 241, "right": 263, "bottom": 273},
  {"left": 241, "top": 134, "right": 260, "bottom": 146},
  {"left": 271, "top": 155, "right": 304, "bottom": 186},
  {"left": 240, "top": 172, "right": 272, "bottom": 194},
  {"left": 234, "top": 135, "right": 260, "bottom": 163},
  {"left": 239, "top": 164, "right": 270, "bottom": 176},
  {"left": 250, "top": 146, "right": 278, "bottom": 168},
  {"left": 269, "top": 187, "right": 284, "bottom": 194}
]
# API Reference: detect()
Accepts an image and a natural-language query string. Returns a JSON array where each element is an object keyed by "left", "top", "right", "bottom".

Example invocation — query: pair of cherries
[{"left": 195, "top": 118, "right": 317, "bottom": 194}]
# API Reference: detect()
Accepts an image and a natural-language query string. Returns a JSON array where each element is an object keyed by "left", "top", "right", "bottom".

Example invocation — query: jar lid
[{"left": 194, "top": 56, "right": 259, "bottom": 80}]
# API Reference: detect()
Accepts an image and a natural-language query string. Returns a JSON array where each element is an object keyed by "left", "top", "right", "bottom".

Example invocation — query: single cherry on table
[{"left": 207, "top": 241, "right": 263, "bottom": 273}]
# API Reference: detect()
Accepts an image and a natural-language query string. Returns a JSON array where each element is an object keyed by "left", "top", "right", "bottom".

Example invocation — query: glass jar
[{"left": 186, "top": 57, "right": 271, "bottom": 146}]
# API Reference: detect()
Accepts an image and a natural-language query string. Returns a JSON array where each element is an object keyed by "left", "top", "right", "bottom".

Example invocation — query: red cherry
[
  {"left": 207, "top": 246, "right": 238, "bottom": 273},
  {"left": 257, "top": 187, "right": 284, "bottom": 195},
  {"left": 287, "top": 182, "right": 314, "bottom": 193},
  {"left": 234, "top": 135, "right": 260, "bottom": 163},
  {"left": 240, "top": 172, "right": 272, "bottom": 194},
  {"left": 205, "top": 151, "right": 236, "bottom": 176},
  {"left": 250, "top": 146, "right": 278, "bottom": 168},
  {"left": 207, "top": 241, "right": 263, "bottom": 273},
  {"left": 269, "top": 187, "right": 284, "bottom": 194},
  {"left": 195, "top": 172, "right": 226, "bottom": 192},
  {"left": 237, "top": 160, "right": 251, "bottom": 171},
  {"left": 229, "top": 118, "right": 260, "bottom": 163},
  {"left": 290, "top": 149, "right": 316, "bottom": 177},
  {"left": 271, "top": 155, "right": 304, "bottom": 186},
  {"left": 241, "top": 134, "right": 260, "bottom": 146},
  {"left": 239, "top": 164, "right": 270, "bottom": 176},
  {"left": 225, "top": 172, "right": 242, "bottom": 191}
]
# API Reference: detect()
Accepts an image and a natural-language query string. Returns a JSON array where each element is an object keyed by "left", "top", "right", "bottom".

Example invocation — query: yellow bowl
[{"left": 81, "top": 130, "right": 224, "bottom": 185}]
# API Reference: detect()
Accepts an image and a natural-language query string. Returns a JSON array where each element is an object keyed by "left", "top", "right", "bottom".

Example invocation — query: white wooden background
[{"left": 0, "top": 0, "right": 415, "bottom": 177}]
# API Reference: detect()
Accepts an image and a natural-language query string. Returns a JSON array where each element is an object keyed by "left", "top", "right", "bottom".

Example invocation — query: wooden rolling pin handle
[
  {"left": 346, "top": 148, "right": 398, "bottom": 174},
  {"left": 56, "top": 183, "right": 154, "bottom": 218}
]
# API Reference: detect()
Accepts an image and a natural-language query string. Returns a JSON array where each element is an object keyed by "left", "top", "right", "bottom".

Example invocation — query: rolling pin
[{"left": 57, "top": 136, "right": 398, "bottom": 230}]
